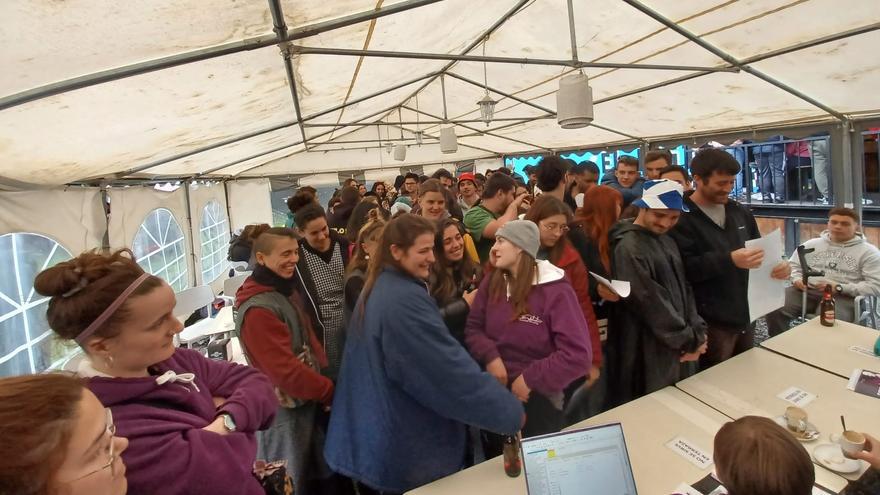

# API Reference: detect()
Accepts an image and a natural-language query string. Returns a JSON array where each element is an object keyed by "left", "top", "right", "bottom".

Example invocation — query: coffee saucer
[
  {"left": 774, "top": 415, "right": 820, "bottom": 441},
  {"left": 812, "top": 444, "right": 862, "bottom": 473}
]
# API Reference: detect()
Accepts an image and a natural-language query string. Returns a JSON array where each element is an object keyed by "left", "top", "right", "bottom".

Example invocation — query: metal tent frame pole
[
  {"left": 291, "top": 46, "right": 739, "bottom": 73},
  {"left": 621, "top": 0, "right": 848, "bottom": 122},
  {"left": 268, "top": 0, "right": 310, "bottom": 150},
  {"left": 116, "top": 71, "right": 440, "bottom": 178},
  {"left": 0, "top": 0, "right": 443, "bottom": 111}
]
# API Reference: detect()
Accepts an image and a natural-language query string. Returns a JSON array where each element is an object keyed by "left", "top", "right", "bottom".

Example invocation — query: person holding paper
[
  {"left": 670, "top": 149, "right": 789, "bottom": 368},
  {"left": 606, "top": 180, "right": 708, "bottom": 406},
  {"left": 766, "top": 207, "right": 880, "bottom": 335}
]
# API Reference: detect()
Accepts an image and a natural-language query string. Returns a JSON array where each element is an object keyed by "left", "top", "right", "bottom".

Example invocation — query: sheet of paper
[
  {"left": 671, "top": 483, "right": 703, "bottom": 495},
  {"left": 777, "top": 386, "right": 817, "bottom": 407},
  {"left": 589, "top": 271, "right": 631, "bottom": 298},
  {"left": 665, "top": 436, "right": 713, "bottom": 469},
  {"left": 849, "top": 345, "right": 879, "bottom": 359},
  {"left": 745, "top": 228, "right": 785, "bottom": 321}
]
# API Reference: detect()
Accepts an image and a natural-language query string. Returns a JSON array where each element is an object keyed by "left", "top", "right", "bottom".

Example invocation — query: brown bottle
[
  {"left": 502, "top": 434, "right": 522, "bottom": 477},
  {"left": 820, "top": 284, "right": 835, "bottom": 327}
]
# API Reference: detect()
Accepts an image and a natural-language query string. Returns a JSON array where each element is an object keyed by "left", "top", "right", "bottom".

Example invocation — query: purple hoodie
[
  {"left": 465, "top": 260, "right": 592, "bottom": 397},
  {"left": 85, "top": 348, "right": 277, "bottom": 495}
]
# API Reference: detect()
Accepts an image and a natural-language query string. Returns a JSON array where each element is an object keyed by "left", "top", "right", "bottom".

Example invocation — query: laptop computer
[{"left": 521, "top": 422, "right": 638, "bottom": 495}]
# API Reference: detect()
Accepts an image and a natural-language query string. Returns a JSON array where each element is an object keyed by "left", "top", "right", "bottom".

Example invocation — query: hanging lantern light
[
  {"left": 476, "top": 40, "right": 496, "bottom": 126},
  {"left": 384, "top": 141, "right": 393, "bottom": 154},
  {"left": 477, "top": 93, "right": 496, "bottom": 126},
  {"left": 556, "top": 71, "right": 594, "bottom": 129},
  {"left": 440, "top": 127, "right": 458, "bottom": 154},
  {"left": 393, "top": 144, "right": 407, "bottom": 161},
  {"left": 414, "top": 130, "right": 424, "bottom": 146}
]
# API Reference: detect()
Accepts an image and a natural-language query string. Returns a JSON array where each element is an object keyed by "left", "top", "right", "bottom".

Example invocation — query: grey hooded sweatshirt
[{"left": 790, "top": 230, "right": 880, "bottom": 297}]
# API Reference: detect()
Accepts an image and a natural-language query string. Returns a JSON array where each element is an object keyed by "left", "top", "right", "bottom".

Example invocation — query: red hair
[{"left": 575, "top": 186, "right": 622, "bottom": 271}]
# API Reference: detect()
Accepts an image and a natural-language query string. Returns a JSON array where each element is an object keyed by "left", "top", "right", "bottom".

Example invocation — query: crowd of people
[{"left": 1, "top": 150, "right": 879, "bottom": 495}]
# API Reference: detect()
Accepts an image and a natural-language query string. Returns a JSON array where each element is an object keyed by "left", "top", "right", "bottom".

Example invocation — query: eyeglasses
[
  {"left": 67, "top": 409, "right": 119, "bottom": 483},
  {"left": 540, "top": 223, "right": 570, "bottom": 234}
]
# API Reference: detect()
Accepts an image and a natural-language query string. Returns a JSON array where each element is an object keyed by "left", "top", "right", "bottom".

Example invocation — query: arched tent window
[
  {"left": 132, "top": 208, "right": 189, "bottom": 293},
  {"left": 199, "top": 200, "right": 230, "bottom": 283},
  {"left": 0, "top": 233, "right": 76, "bottom": 376}
]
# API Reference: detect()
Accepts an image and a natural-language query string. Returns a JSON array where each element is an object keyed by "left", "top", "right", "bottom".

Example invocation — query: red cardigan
[{"left": 555, "top": 243, "right": 603, "bottom": 367}]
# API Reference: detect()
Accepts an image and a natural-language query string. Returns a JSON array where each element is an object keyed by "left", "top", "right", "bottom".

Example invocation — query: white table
[
  {"left": 677, "top": 348, "right": 874, "bottom": 481},
  {"left": 761, "top": 317, "right": 879, "bottom": 378},
  {"left": 410, "top": 387, "right": 848, "bottom": 495}
]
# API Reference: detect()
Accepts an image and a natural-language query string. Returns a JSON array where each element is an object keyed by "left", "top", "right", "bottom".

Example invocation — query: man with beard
[
  {"left": 607, "top": 180, "right": 707, "bottom": 406},
  {"left": 670, "top": 149, "right": 789, "bottom": 368}
]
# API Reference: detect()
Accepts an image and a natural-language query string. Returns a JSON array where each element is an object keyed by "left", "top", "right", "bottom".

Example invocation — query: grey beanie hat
[{"left": 496, "top": 220, "right": 540, "bottom": 259}]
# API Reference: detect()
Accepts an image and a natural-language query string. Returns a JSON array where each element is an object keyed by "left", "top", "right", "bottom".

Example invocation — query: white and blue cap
[{"left": 632, "top": 179, "right": 689, "bottom": 212}]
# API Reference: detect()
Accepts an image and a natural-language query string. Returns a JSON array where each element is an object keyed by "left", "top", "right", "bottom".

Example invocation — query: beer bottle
[
  {"left": 502, "top": 434, "right": 522, "bottom": 477},
  {"left": 819, "top": 284, "right": 835, "bottom": 327}
]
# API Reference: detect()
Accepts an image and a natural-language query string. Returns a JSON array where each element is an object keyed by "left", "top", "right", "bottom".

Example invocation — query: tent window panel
[
  {"left": 199, "top": 201, "right": 230, "bottom": 283},
  {"left": 0, "top": 233, "right": 74, "bottom": 377},
  {"left": 133, "top": 208, "right": 189, "bottom": 293}
]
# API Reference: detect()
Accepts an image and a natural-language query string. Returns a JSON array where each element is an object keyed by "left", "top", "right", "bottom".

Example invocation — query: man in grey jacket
[{"left": 767, "top": 207, "right": 880, "bottom": 335}]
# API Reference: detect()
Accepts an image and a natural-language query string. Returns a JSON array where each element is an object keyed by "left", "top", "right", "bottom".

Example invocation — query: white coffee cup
[
  {"left": 784, "top": 406, "right": 808, "bottom": 433},
  {"left": 838, "top": 430, "right": 866, "bottom": 459}
]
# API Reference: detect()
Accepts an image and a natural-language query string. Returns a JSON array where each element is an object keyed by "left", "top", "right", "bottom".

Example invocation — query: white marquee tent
[
  {"left": 2, "top": 0, "right": 879, "bottom": 186},
  {"left": 1, "top": 0, "right": 879, "bottom": 375}
]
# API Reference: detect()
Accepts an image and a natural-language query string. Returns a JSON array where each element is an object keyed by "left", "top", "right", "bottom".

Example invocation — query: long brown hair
[
  {"left": 523, "top": 195, "right": 572, "bottom": 265},
  {"left": 0, "top": 373, "right": 85, "bottom": 495},
  {"left": 714, "top": 416, "right": 814, "bottom": 495},
  {"left": 34, "top": 249, "right": 164, "bottom": 343},
  {"left": 487, "top": 246, "right": 538, "bottom": 320},
  {"left": 359, "top": 214, "right": 437, "bottom": 310},
  {"left": 347, "top": 218, "right": 386, "bottom": 276},
  {"left": 430, "top": 219, "right": 479, "bottom": 302},
  {"left": 575, "top": 185, "right": 622, "bottom": 271}
]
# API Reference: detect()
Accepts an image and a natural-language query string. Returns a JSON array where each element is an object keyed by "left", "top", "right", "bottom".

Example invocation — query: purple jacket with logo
[
  {"left": 464, "top": 260, "right": 592, "bottom": 396},
  {"left": 85, "top": 348, "right": 277, "bottom": 495}
]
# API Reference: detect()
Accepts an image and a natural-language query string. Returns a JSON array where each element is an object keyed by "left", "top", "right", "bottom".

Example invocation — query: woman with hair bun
[
  {"left": 0, "top": 373, "right": 129, "bottom": 495},
  {"left": 34, "top": 249, "right": 277, "bottom": 495}
]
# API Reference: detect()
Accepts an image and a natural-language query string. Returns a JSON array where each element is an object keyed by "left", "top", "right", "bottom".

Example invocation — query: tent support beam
[
  {"left": 382, "top": 123, "right": 501, "bottom": 155},
  {"left": 195, "top": 105, "right": 403, "bottom": 178},
  {"left": 621, "top": 0, "right": 848, "bottom": 121},
  {"left": 595, "top": 23, "right": 880, "bottom": 106},
  {"left": 268, "top": 0, "right": 309, "bottom": 150},
  {"left": 115, "top": 71, "right": 439, "bottom": 178},
  {"left": 0, "top": 0, "right": 443, "bottom": 111},
  {"left": 566, "top": 0, "right": 579, "bottom": 64},
  {"left": 402, "top": 105, "right": 552, "bottom": 151},
  {"left": 291, "top": 46, "right": 739, "bottom": 72},
  {"left": 304, "top": 116, "right": 555, "bottom": 126},
  {"left": 442, "top": 73, "right": 646, "bottom": 143},
  {"left": 390, "top": 0, "right": 532, "bottom": 129}
]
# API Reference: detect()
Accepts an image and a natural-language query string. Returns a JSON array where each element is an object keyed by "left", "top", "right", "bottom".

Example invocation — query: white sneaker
[{"left": 863, "top": 198, "right": 874, "bottom": 206}]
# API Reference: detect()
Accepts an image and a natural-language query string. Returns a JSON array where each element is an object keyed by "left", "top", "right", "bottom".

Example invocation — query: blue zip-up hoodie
[{"left": 324, "top": 267, "right": 523, "bottom": 493}]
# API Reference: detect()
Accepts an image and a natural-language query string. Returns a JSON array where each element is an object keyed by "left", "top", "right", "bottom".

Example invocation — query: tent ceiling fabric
[{"left": 1, "top": 0, "right": 879, "bottom": 186}]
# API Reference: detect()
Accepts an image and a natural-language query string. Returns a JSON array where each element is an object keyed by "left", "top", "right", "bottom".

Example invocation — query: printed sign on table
[{"left": 777, "top": 386, "right": 817, "bottom": 407}]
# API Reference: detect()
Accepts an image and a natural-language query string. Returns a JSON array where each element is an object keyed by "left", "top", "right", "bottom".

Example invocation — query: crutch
[{"left": 793, "top": 244, "right": 825, "bottom": 324}]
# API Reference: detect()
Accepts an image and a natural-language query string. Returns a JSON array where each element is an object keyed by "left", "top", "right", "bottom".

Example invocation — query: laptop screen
[{"left": 521, "top": 423, "right": 638, "bottom": 495}]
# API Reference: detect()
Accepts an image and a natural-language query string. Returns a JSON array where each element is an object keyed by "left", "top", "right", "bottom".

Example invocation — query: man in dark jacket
[
  {"left": 601, "top": 155, "right": 646, "bottom": 207},
  {"left": 669, "top": 149, "right": 789, "bottom": 368},
  {"left": 607, "top": 179, "right": 707, "bottom": 407},
  {"left": 294, "top": 203, "right": 351, "bottom": 379}
]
